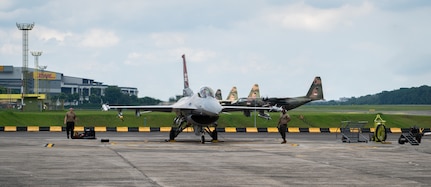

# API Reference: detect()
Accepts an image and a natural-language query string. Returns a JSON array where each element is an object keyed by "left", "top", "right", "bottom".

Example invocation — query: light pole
[
  {"left": 16, "top": 22, "right": 35, "bottom": 109},
  {"left": 38, "top": 65, "right": 47, "bottom": 110},
  {"left": 254, "top": 100, "right": 257, "bottom": 128},
  {"left": 31, "top": 51, "right": 42, "bottom": 95},
  {"left": 38, "top": 65, "right": 47, "bottom": 94}
]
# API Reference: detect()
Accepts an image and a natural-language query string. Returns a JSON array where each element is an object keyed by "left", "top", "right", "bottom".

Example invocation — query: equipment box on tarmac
[{"left": 72, "top": 127, "right": 96, "bottom": 139}]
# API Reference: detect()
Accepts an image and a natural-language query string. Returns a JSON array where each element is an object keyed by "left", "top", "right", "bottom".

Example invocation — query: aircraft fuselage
[
  {"left": 172, "top": 86, "right": 222, "bottom": 126},
  {"left": 264, "top": 97, "right": 312, "bottom": 111}
]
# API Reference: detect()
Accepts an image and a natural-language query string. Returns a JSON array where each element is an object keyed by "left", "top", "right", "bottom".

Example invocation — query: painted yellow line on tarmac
[{"left": 45, "top": 143, "right": 55, "bottom": 148}]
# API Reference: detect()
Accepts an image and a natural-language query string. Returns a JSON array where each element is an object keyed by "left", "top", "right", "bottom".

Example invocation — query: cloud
[
  {"left": 0, "top": 43, "right": 19, "bottom": 55},
  {"left": 0, "top": 0, "right": 14, "bottom": 11},
  {"left": 262, "top": 1, "right": 374, "bottom": 32},
  {"left": 0, "top": 29, "right": 20, "bottom": 55},
  {"left": 150, "top": 32, "right": 186, "bottom": 47},
  {"left": 123, "top": 52, "right": 143, "bottom": 66},
  {"left": 1, "top": 0, "right": 430, "bottom": 101},
  {"left": 79, "top": 29, "right": 120, "bottom": 48},
  {"left": 35, "top": 26, "right": 73, "bottom": 43}
]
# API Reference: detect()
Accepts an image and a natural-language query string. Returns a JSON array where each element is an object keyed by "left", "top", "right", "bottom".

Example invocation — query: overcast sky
[{"left": 1, "top": 0, "right": 430, "bottom": 101}]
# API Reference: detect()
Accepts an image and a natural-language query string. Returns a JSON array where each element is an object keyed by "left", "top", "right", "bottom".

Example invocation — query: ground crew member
[
  {"left": 64, "top": 108, "right": 77, "bottom": 139},
  {"left": 278, "top": 108, "right": 291, "bottom": 144}
]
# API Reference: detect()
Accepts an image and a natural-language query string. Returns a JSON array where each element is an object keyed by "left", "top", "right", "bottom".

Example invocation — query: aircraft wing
[
  {"left": 221, "top": 105, "right": 271, "bottom": 112},
  {"left": 103, "top": 104, "right": 197, "bottom": 112}
]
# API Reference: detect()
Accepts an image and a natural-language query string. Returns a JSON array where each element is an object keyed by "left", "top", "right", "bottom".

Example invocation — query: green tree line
[
  {"left": 47, "top": 86, "right": 162, "bottom": 107},
  {"left": 319, "top": 85, "right": 431, "bottom": 105}
]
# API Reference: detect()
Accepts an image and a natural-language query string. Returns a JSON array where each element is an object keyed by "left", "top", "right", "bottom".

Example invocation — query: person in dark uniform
[
  {"left": 64, "top": 108, "right": 77, "bottom": 139},
  {"left": 277, "top": 108, "right": 291, "bottom": 144}
]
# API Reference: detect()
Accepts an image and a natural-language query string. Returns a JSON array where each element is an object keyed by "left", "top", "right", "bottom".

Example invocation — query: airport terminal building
[{"left": 0, "top": 65, "right": 138, "bottom": 104}]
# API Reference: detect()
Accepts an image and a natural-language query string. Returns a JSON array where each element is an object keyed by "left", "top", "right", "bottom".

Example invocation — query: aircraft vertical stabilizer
[
  {"left": 182, "top": 54, "right": 193, "bottom": 97},
  {"left": 226, "top": 86, "right": 238, "bottom": 101},
  {"left": 306, "top": 76, "right": 324, "bottom": 101},
  {"left": 248, "top": 84, "right": 260, "bottom": 98},
  {"left": 215, "top": 89, "right": 223, "bottom": 100}
]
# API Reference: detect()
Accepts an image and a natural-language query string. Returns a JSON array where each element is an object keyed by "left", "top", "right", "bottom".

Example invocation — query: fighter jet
[
  {"left": 231, "top": 84, "right": 264, "bottom": 106},
  {"left": 223, "top": 77, "right": 324, "bottom": 119},
  {"left": 214, "top": 84, "right": 273, "bottom": 119},
  {"left": 216, "top": 86, "right": 238, "bottom": 105},
  {"left": 103, "top": 54, "right": 271, "bottom": 143},
  {"left": 229, "top": 83, "right": 272, "bottom": 119}
]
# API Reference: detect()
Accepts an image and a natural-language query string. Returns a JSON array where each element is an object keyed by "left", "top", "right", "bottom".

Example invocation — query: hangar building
[{"left": 0, "top": 65, "right": 138, "bottom": 104}]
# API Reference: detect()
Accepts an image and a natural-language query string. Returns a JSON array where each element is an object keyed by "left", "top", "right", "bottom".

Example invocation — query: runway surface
[{"left": 1, "top": 132, "right": 430, "bottom": 187}]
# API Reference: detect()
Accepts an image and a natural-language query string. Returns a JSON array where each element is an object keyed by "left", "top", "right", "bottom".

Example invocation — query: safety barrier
[{"left": 0, "top": 126, "right": 429, "bottom": 133}]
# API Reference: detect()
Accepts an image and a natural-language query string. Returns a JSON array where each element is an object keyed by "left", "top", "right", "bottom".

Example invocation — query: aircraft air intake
[{"left": 188, "top": 115, "right": 219, "bottom": 125}]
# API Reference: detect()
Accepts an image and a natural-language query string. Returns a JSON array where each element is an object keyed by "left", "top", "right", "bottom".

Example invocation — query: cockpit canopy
[{"left": 198, "top": 86, "right": 215, "bottom": 98}]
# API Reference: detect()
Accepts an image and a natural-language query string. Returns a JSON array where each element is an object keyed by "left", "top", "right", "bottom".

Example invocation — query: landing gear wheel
[
  {"left": 211, "top": 130, "right": 218, "bottom": 141},
  {"left": 169, "top": 127, "right": 177, "bottom": 141},
  {"left": 201, "top": 135, "right": 205, "bottom": 144},
  {"left": 416, "top": 134, "right": 422, "bottom": 143},
  {"left": 375, "top": 124, "right": 387, "bottom": 142},
  {"left": 398, "top": 136, "right": 406, "bottom": 144}
]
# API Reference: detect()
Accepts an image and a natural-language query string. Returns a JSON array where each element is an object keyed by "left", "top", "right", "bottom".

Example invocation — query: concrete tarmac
[{"left": 0, "top": 132, "right": 430, "bottom": 187}]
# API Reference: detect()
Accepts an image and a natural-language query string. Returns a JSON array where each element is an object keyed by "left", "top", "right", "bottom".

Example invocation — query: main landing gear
[
  {"left": 168, "top": 116, "right": 218, "bottom": 144},
  {"left": 168, "top": 116, "right": 187, "bottom": 142},
  {"left": 201, "top": 126, "right": 218, "bottom": 144}
]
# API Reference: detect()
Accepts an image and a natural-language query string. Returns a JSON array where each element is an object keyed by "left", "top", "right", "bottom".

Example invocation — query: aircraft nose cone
[{"left": 204, "top": 98, "right": 222, "bottom": 115}]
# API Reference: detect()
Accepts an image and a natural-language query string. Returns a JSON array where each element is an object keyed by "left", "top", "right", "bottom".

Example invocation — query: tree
[
  {"left": 139, "top": 96, "right": 162, "bottom": 105},
  {"left": 103, "top": 86, "right": 123, "bottom": 105},
  {"left": 0, "top": 86, "right": 6, "bottom": 94},
  {"left": 89, "top": 94, "right": 101, "bottom": 104}
]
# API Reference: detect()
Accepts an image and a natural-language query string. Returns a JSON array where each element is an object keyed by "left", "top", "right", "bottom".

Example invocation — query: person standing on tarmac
[
  {"left": 278, "top": 108, "right": 291, "bottom": 144},
  {"left": 64, "top": 108, "right": 77, "bottom": 139}
]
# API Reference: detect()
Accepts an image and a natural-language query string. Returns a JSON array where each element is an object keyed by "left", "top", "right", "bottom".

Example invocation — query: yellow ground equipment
[{"left": 371, "top": 114, "right": 387, "bottom": 142}]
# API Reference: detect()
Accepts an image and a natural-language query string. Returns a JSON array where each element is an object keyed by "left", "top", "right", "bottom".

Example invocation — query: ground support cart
[
  {"left": 339, "top": 121, "right": 368, "bottom": 143},
  {"left": 398, "top": 126, "right": 423, "bottom": 145},
  {"left": 370, "top": 114, "right": 387, "bottom": 142}
]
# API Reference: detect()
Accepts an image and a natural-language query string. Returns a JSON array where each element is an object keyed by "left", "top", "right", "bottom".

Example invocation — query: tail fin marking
[
  {"left": 306, "top": 76, "right": 323, "bottom": 101},
  {"left": 182, "top": 54, "right": 193, "bottom": 96},
  {"left": 248, "top": 84, "right": 260, "bottom": 98}
]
